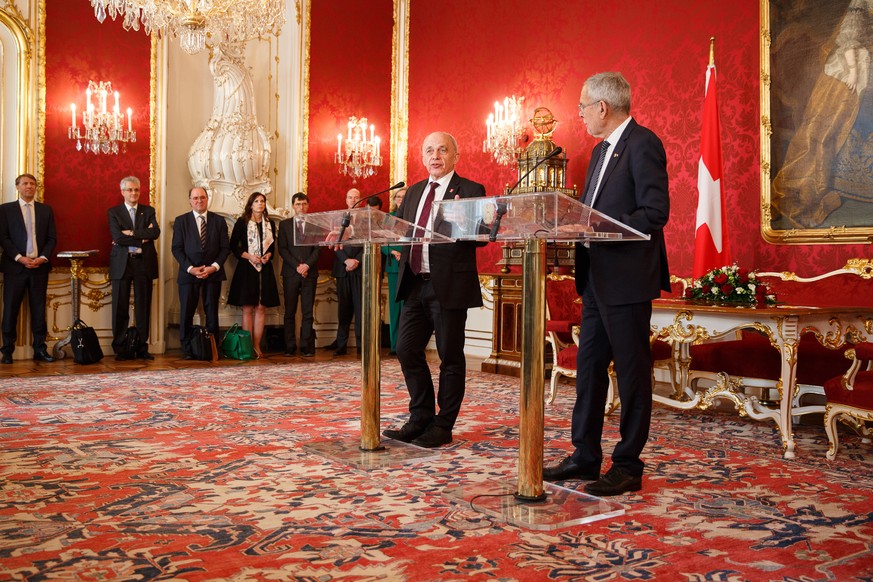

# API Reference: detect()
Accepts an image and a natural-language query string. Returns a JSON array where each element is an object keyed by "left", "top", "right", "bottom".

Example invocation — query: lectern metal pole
[
  {"left": 516, "top": 237, "right": 546, "bottom": 501},
  {"left": 360, "top": 241, "right": 384, "bottom": 451}
]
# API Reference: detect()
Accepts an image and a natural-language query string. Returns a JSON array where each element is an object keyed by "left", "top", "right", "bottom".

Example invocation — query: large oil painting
[{"left": 762, "top": 0, "right": 873, "bottom": 243}]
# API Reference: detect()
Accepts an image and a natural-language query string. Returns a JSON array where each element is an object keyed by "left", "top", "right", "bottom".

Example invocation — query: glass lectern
[
  {"left": 435, "top": 191, "right": 649, "bottom": 529},
  {"left": 295, "top": 207, "right": 453, "bottom": 467}
]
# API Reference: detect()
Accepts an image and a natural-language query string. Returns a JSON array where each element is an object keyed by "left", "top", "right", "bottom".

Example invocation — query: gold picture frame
[{"left": 761, "top": 0, "right": 873, "bottom": 244}]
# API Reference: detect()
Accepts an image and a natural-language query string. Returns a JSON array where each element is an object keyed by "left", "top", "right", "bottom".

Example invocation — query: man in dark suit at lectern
[
  {"left": 543, "top": 72, "right": 671, "bottom": 496},
  {"left": 382, "top": 131, "right": 486, "bottom": 448},
  {"left": 171, "top": 186, "right": 230, "bottom": 359},
  {"left": 0, "top": 173, "right": 57, "bottom": 364},
  {"left": 108, "top": 176, "right": 160, "bottom": 360}
]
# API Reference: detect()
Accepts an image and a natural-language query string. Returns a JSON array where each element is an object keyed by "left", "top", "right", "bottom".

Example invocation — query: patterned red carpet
[{"left": 1, "top": 361, "right": 872, "bottom": 581}]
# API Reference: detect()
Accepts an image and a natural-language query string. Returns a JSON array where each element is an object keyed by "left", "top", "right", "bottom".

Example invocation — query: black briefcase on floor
[
  {"left": 70, "top": 319, "right": 104, "bottom": 364},
  {"left": 189, "top": 326, "right": 218, "bottom": 361}
]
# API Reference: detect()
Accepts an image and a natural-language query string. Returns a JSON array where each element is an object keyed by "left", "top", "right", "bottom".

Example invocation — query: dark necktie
[
  {"left": 583, "top": 140, "right": 610, "bottom": 207},
  {"left": 198, "top": 215, "right": 207, "bottom": 249},
  {"left": 409, "top": 181, "right": 439, "bottom": 275}
]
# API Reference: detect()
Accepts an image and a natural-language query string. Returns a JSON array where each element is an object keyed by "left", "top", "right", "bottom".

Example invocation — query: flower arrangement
[{"left": 684, "top": 265, "right": 777, "bottom": 305}]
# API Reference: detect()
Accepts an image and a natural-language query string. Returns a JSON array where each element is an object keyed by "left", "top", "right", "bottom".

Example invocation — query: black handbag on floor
[
  {"left": 70, "top": 319, "right": 104, "bottom": 364},
  {"left": 189, "top": 326, "right": 218, "bottom": 361}
]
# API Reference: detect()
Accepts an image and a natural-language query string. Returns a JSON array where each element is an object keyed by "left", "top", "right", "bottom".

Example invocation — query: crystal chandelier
[
  {"left": 483, "top": 95, "right": 525, "bottom": 166},
  {"left": 335, "top": 116, "right": 382, "bottom": 181},
  {"left": 68, "top": 81, "right": 136, "bottom": 155},
  {"left": 89, "top": 0, "right": 287, "bottom": 55}
]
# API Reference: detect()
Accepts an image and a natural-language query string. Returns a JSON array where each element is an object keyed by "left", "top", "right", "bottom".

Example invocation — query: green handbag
[{"left": 221, "top": 323, "right": 255, "bottom": 360}]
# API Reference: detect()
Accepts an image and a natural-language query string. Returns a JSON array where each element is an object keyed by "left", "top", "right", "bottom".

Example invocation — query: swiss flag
[{"left": 693, "top": 57, "right": 731, "bottom": 278}]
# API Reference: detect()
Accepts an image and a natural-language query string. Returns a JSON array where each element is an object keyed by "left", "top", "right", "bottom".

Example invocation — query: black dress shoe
[
  {"left": 183, "top": 353, "right": 195, "bottom": 360},
  {"left": 583, "top": 466, "right": 642, "bottom": 497},
  {"left": 300, "top": 350, "right": 315, "bottom": 357},
  {"left": 285, "top": 347, "right": 297, "bottom": 356},
  {"left": 383, "top": 422, "right": 428, "bottom": 443},
  {"left": 138, "top": 352, "right": 155, "bottom": 361},
  {"left": 1, "top": 354, "right": 12, "bottom": 364},
  {"left": 33, "top": 350, "right": 55, "bottom": 362},
  {"left": 543, "top": 456, "right": 600, "bottom": 481},
  {"left": 333, "top": 347, "right": 347, "bottom": 356},
  {"left": 323, "top": 342, "right": 338, "bottom": 350},
  {"left": 115, "top": 353, "right": 133, "bottom": 361},
  {"left": 411, "top": 426, "right": 452, "bottom": 448}
]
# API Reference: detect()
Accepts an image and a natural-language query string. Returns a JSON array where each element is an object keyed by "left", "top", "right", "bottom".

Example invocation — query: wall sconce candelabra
[
  {"left": 484, "top": 95, "right": 525, "bottom": 166},
  {"left": 335, "top": 116, "right": 382, "bottom": 181},
  {"left": 68, "top": 81, "right": 136, "bottom": 155}
]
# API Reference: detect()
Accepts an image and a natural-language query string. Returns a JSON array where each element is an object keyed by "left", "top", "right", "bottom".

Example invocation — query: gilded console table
[
  {"left": 52, "top": 250, "right": 99, "bottom": 359},
  {"left": 651, "top": 298, "right": 872, "bottom": 459}
]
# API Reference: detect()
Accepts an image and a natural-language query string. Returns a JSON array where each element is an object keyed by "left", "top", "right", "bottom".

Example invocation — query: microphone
[
  {"left": 489, "top": 202, "right": 508, "bottom": 243},
  {"left": 352, "top": 181, "right": 406, "bottom": 209},
  {"left": 336, "top": 182, "right": 406, "bottom": 243},
  {"left": 489, "top": 146, "right": 563, "bottom": 242}
]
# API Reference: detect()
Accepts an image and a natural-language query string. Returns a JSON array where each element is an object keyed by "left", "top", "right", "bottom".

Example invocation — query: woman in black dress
[{"left": 228, "top": 192, "right": 279, "bottom": 357}]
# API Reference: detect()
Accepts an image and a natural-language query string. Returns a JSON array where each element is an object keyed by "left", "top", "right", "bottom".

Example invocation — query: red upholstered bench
[
  {"left": 681, "top": 263, "right": 873, "bottom": 423},
  {"left": 689, "top": 330, "right": 852, "bottom": 416},
  {"left": 823, "top": 342, "right": 873, "bottom": 460}
]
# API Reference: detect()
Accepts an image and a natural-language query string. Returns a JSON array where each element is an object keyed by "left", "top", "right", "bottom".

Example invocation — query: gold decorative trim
[
  {"left": 0, "top": 2, "right": 34, "bottom": 188},
  {"left": 390, "top": 0, "right": 410, "bottom": 183},
  {"left": 759, "top": 0, "right": 873, "bottom": 244},
  {"left": 149, "top": 34, "right": 160, "bottom": 213},
  {"left": 301, "top": 0, "right": 310, "bottom": 190}
]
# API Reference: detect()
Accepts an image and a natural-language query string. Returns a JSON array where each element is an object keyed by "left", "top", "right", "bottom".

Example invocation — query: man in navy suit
[
  {"left": 108, "top": 176, "right": 160, "bottom": 360},
  {"left": 382, "top": 131, "right": 486, "bottom": 448},
  {"left": 0, "top": 173, "right": 57, "bottom": 363},
  {"left": 543, "top": 72, "right": 671, "bottom": 496},
  {"left": 278, "top": 192, "right": 320, "bottom": 357},
  {"left": 171, "top": 186, "right": 230, "bottom": 359},
  {"left": 325, "top": 188, "right": 363, "bottom": 356}
]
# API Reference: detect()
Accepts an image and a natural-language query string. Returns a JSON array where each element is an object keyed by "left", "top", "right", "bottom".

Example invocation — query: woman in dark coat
[{"left": 228, "top": 191, "right": 279, "bottom": 357}]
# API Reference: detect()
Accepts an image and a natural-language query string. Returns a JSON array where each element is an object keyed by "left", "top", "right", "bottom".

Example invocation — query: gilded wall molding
[
  {"left": 390, "top": 0, "right": 409, "bottom": 184},
  {"left": 0, "top": 1, "right": 34, "bottom": 187}
]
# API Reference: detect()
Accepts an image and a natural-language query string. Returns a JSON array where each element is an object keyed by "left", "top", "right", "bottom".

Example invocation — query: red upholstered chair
[
  {"left": 823, "top": 342, "right": 873, "bottom": 460},
  {"left": 545, "top": 275, "right": 584, "bottom": 405}
]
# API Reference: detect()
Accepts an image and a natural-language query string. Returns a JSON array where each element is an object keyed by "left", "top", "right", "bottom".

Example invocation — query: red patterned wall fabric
[
  {"left": 402, "top": 0, "right": 871, "bottom": 283},
  {"left": 44, "top": 0, "right": 151, "bottom": 268},
  {"left": 307, "top": 0, "right": 393, "bottom": 269}
]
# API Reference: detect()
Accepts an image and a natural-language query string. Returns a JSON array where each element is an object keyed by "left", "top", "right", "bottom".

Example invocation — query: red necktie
[{"left": 409, "top": 181, "right": 439, "bottom": 275}]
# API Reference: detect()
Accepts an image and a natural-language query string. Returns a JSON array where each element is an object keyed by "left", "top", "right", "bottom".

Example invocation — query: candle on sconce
[
  {"left": 376, "top": 136, "right": 381, "bottom": 158},
  {"left": 127, "top": 107, "right": 132, "bottom": 132},
  {"left": 337, "top": 134, "right": 342, "bottom": 156},
  {"left": 369, "top": 124, "right": 375, "bottom": 144},
  {"left": 71, "top": 104, "right": 77, "bottom": 130},
  {"left": 114, "top": 91, "right": 119, "bottom": 113},
  {"left": 101, "top": 90, "right": 107, "bottom": 114},
  {"left": 347, "top": 120, "right": 353, "bottom": 142}
]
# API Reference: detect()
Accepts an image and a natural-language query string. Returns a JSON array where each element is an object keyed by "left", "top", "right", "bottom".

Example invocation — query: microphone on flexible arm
[
  {"left": 335, "top": 181, "right": 406, "bottom": 243},
  {"left": 488, "top": 146, "right": 563, "bottom": 242}
]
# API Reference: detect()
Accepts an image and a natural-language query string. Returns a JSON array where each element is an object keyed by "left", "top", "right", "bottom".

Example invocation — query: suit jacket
[
  {"left": 575, "top": 118, "right": 670, "bottom": 305},
  {"left": 108, "top": 203, "right": 160, "bottom": 280},
  {"left": 171, "top": 211, "right": 230, "bottom": 284},
  {"left": 278, "top": 217, "right": 320, "bottom": 278},
  {"left": 395, "top": 172, "right": 486, "bottom": 310},
  {"left": 0, "top": 200, "right": 57, "bottom": 275},
  {"left": 330, "top": 221, "right": 363, "bottom": 279}
]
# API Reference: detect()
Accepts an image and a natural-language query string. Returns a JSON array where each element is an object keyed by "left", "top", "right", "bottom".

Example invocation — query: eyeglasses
[{"left": 578, "top": 100, "right": 601, "bottom": 115}]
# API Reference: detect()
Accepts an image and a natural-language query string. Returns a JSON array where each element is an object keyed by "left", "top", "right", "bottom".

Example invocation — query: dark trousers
[
  {"left": 1, "top": 270, "right": 49, "bottom": 355},
  {"left": 335, "top": 270, "right": 361, "bottom": 349},
  {"left": 395, "top": 277, "right": 469, "bottom": 431},
  {"left": 111, "top": 255, "right": 153, "bottom": 354},
  {"left": 283, "top": 273, "right": 316, "bottom": 351},
  {"left": 571, "top": 284, "right": 653, "bottom": 477},
  {"left": 178, "top": 279, "right": 222, "bottom": 354}
]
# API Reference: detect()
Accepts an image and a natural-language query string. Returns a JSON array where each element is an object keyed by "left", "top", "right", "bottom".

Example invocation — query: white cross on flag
[{"left": 693, "top": 53, "right": 731, "bottom": 278}]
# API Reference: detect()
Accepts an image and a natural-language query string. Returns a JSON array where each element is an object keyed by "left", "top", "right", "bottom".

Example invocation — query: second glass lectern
[
  {"left": 295, "top": 206, "right": 453, "bottom": 466},
  {"left": 435, "top": 191, "right": 648, "bottom": 529}
]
